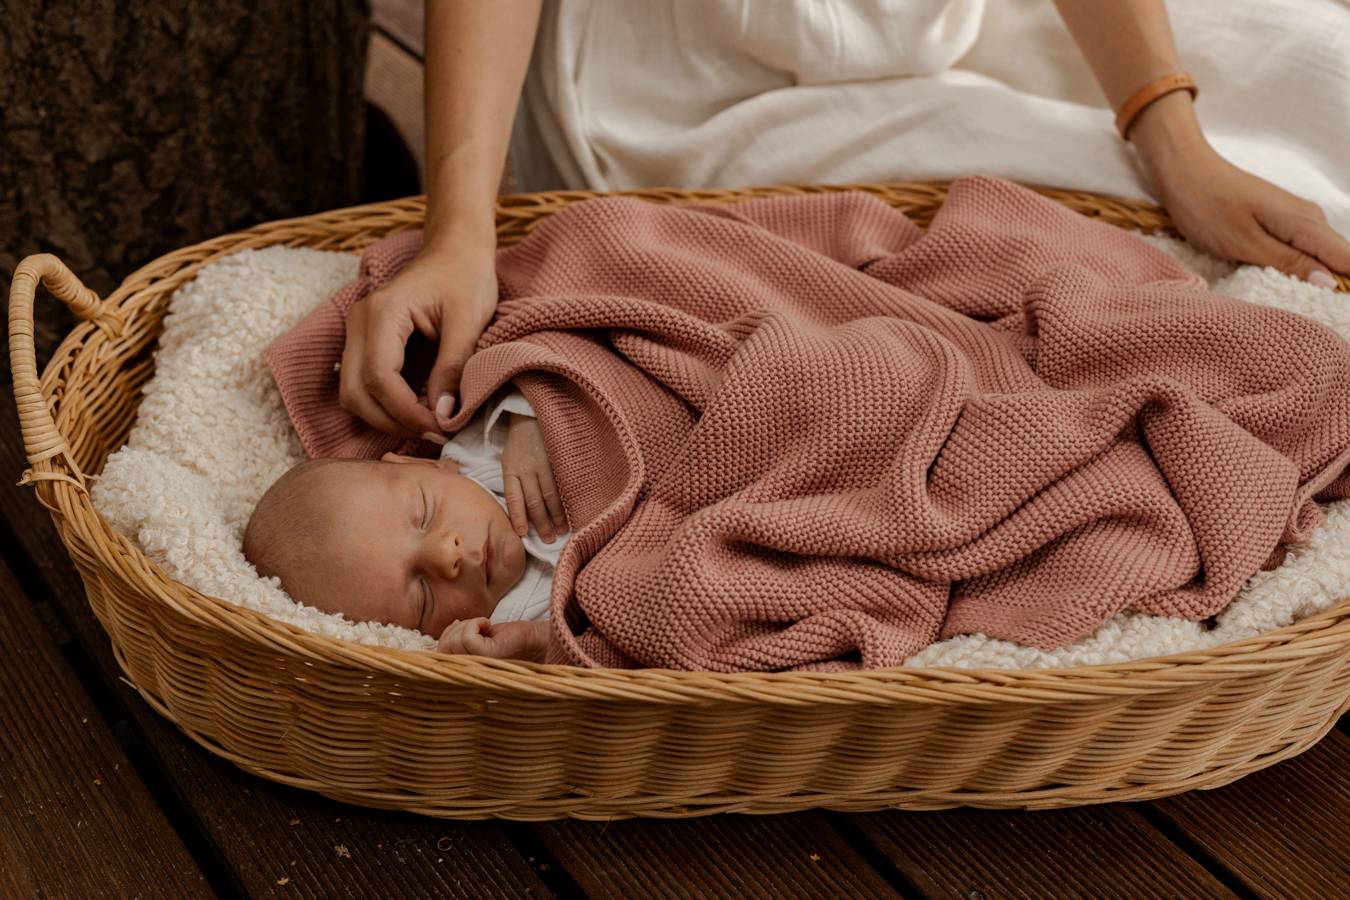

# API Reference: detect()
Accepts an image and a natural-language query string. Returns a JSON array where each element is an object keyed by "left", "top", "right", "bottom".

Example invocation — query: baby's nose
[{"left": 430, "top": 532, "right": 464, "bottom": 579}]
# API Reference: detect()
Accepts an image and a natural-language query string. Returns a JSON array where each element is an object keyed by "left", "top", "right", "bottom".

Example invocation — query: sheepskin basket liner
[{"left": 8, "top": 181, "right": 1350, "bottom": 820}]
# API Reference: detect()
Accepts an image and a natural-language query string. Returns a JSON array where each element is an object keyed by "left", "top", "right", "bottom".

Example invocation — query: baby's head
[{"left": 243, "top": 452, "right": 527, "bottom": 638}]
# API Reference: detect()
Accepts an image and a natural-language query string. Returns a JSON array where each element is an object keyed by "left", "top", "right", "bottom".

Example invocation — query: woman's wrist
[
  {"left": 422, "top": 150, "right": 501, "bottom": 256},
  {"left": 1127, "top": 90, "right": 1214, "bottom": 200},
  {"left": 421, "top": 206, "right": 498, "bottom": 259}
]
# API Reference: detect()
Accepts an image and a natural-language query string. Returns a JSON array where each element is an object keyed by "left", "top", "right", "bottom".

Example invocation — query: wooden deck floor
[{"left": 5, "top": 7, "right": 1349, "bottom": 897}]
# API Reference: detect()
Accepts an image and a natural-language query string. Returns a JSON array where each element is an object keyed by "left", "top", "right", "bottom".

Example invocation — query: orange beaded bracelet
[{"left": 1114, "top": 72, "right": 1199, "bottom": 141}]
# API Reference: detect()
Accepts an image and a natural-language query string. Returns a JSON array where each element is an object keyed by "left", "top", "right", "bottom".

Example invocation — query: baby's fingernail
[
  {"left": 1308, "top": 270, "right": 1337, "bottom": 289},
  {"left": 421, "top": 431, "right": 447, "bottom": 445},
  {"left": 435, "top": 393, "right": 455, "bottom": 422}
]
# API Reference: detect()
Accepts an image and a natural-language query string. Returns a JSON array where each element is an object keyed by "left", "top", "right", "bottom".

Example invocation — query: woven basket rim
[{"left": 26, "top": 178, "right": 1350, "bottom": 703}]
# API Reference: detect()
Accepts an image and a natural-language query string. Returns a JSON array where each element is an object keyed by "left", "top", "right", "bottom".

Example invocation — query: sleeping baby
[{"left": 242, "top": 385, "right": 569, "bottom": 662}]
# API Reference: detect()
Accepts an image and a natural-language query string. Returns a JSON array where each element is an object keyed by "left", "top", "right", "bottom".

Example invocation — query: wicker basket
[{"left": 9, "top": 180, "right": 1350, "bottom": 821}]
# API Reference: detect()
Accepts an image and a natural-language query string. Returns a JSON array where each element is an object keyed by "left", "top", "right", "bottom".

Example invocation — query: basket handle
[{"left": 8, "top": 253, "right": 120, "bottom": 494}]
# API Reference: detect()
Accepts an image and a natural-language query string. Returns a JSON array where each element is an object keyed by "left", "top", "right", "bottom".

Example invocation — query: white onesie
[{"left": 439, "top": 387, "right": 568, "bottom": 624}]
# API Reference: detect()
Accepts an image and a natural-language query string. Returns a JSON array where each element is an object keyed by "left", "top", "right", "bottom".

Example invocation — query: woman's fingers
[
  {"left": 424, "top": 311, "right": 482, "bottom": 431},
  {"left": 1249, "top": 231, "right": 1338, "bottom": 287},
  {"left": 361, "top": 292, "right": 442, "bottom": 436},
  {"left": 426, "top": 346, "right": 465, "bottom": 431},
  {"left": 424, "top": 255, "right": 501, "bottom": 431},
  {"left": 1245, "top": 214, "right": 1341, "bottom": 288},
  {"left": 1152, "top": 150, "right": 1347, "bottom": 291},
  {"left": 1254, "top": 204, "right": 1350, "bottom": 285},
  {"left": 338, "top": 302, "right": 418, "bottom": 437},
  {"left": 336, "top": 246, "right": 502, "bottom": 438}
]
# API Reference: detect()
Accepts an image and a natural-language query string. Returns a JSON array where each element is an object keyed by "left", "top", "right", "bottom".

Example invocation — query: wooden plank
[
  {"left": 373, "top": 0, "right": 425, "bottom": 58},
  {"left": 840, "top": 804, "right": 1236, "bottom": 899},
  {"left": 0, "top": 555, "right": 209, "bottom": 898},
  {"left": 0, "top": 389, "right": 552, "bottom": 898},
  {"left": 1147, "top": 729, "right": 1350, "bottom": 899},
  {"left": 533, "top": 813, "right": 904, "bottom": 899},
  {"left": 365, "top": 29, "right": 426, "bottom": 186}
]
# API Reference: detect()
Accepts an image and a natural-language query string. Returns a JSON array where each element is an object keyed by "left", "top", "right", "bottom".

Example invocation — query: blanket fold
[{"left": 262, "top": 175, "right": 1350, "bottom": 671}]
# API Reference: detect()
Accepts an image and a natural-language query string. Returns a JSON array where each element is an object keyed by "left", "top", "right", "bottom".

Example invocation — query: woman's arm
[
  {"left": 1052, "top": 0, "right": 1350, "bottom": 286},
  {"left": 1049, "top": 0, "right": 1205, "bottom": 184},
  {"left": 338, "top": 1, "right": 545, "bottom": 440},
  {"left": 422, "top": 0, "right": 543, "bottom": 256}
]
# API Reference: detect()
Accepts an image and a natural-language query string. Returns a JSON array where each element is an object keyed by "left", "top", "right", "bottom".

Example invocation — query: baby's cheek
[{"left": 506, "top": 539, "right": 529, "bottom": 589}]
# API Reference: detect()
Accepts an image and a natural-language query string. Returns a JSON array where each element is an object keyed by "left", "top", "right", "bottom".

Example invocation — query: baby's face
[{"left": 284, "top": 452, "right": 527, "bottom": 637}]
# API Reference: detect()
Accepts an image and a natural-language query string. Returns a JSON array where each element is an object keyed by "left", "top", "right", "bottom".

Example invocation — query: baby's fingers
[
  {"left": 502, "top": 474, "right": 530, "bottom": 538},
  {"left": 437, "top": 617, "right": 492, "bottom": 655},
  {"left": 523, "top": 473, "right": 556, "bottom": 542},
  {"left": 535, "top": 462, "right": 567, "bottom": 535}
]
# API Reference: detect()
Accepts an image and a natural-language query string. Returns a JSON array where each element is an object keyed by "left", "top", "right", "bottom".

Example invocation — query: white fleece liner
[{"left": 88, "top": 238, "right": 1350, "bottom": 668}]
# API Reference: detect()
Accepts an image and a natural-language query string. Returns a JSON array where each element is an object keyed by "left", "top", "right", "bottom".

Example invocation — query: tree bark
[{"left": 0, "top": 0, "right": 371, "bottom": 376}]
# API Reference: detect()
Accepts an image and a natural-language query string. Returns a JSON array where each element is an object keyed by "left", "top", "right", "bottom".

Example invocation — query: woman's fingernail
[
  {"left": 435, "top": 393, "right": 455, "bottom": 421},
  {"left": 421, "top": 431, "right": 447, "bottom": 445},
  {"left": 1308, "top": 270, "right": 1337, "bottom": 289}
]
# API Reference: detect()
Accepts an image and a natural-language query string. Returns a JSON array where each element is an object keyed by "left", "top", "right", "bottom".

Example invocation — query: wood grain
[
  {"left": 0, "top": 555, "right": 208, "bottom": 897},
  {"left": 843, "top": 804, "right": 1236, "bottom": 899},
  {"left": 535, "top": 812, "right": 904, "bottom": 899},
  {"left": 1149, "top": 730, "right": 1350, "bottom": 899}
]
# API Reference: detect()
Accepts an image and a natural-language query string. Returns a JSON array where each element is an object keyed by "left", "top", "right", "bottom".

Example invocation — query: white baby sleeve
[{"left": 483, "top": 385, "right": 537, "bottom": 453}]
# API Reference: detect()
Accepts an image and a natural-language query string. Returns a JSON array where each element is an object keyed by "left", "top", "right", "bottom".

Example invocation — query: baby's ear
[{"left": 380, "top": 451, "right": 459, "bottom": 473}]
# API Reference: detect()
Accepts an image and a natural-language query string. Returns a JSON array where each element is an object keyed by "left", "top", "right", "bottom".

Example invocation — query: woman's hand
[
  {"left": 436, "top": 617, "right": 550, "bottom": 662},
  {"left": 1148, "top": 144, "right": 1350, "bottom": 289},
  {"left": 499, "top": 412, "right": 568, "bottom": 542},
  {"left": 339, "top": 234, "right": 499, "bottom": 440},
  {"left": 1048, "top": 2, "right": 1348, "bottom": 289}
]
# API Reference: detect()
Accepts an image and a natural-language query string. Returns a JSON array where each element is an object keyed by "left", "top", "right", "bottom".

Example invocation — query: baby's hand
[
  {"left": 436, "top": 617, "right": 550, "bottom": 662},
  {"left": 500, "top": 413, "right": 568, "bottom": 542}
]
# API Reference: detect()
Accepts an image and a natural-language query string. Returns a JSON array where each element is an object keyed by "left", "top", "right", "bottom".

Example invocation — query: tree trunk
[{"left": 0, "top": 0, "right": 371, "bottom": 376}]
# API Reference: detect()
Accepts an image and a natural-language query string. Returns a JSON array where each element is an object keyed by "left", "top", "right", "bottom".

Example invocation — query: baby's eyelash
[{"left": 421, "top": 487, "right": 430, "bottom": 529}]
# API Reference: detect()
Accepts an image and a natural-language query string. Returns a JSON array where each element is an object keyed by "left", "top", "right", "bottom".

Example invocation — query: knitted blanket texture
[{"left": 262, "top": 175, "right": 1350, "bottom": 671}]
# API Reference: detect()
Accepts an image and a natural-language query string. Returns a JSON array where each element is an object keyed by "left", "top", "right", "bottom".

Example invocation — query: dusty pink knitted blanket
[{"left": 263, "top": 176, "right": 1350, "bottom": 671}]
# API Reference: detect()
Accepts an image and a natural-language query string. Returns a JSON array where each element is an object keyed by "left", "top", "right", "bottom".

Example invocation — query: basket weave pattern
[{"left": 8, "top": 180, "right": 1350, "bottom": 820}]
